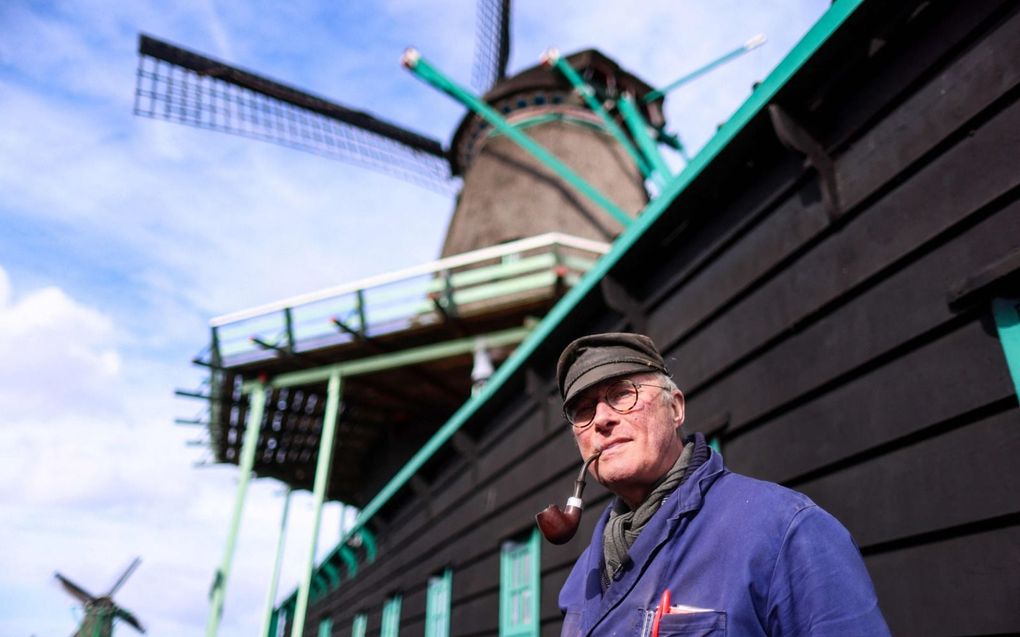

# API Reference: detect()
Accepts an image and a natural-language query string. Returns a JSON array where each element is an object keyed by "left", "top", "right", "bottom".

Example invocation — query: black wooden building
[{"left": 263, "top": 0, "right": 1020, "bottom": 634}]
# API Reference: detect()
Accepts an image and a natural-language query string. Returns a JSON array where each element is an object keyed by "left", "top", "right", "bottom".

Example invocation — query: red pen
[{"left": 651, "top": 588, "right": 671, "bottom": 637}]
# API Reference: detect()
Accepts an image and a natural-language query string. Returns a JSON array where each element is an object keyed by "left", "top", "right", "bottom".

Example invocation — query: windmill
[
  {"left": 55, "top": 558, "right": 145, "bottom": 637},
  {"left": 133, "top": 1, "right": 762, "bottom": 257}
]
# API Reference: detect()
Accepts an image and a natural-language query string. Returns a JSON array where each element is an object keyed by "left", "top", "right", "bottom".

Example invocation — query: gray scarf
[{"left": 602, "top": 440, "right": 695, "bottom": 588}]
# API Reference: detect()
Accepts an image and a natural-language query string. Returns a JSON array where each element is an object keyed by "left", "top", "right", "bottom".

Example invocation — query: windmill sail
[
  {"left": 472, "top": 0, "right": 512, "bottom": 93},
  {"left": 134, "top": 34, "right": 456, "bottom": 194}
]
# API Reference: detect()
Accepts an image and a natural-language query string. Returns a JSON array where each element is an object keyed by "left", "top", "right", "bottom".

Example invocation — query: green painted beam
[
  {"left": 544, "top": 49, "right": 653, "bottom": 181},
  {"left": 402, "top": 49, "right": 633, "bottom": 228},
  {"left": 289, "top": 371, "right": 343, "bottom": 637},
  {"left": 259, "top": 488, "right": 292, "bottom": 637},
  {"left": 643, "top": 34, "right": 766, "bottom": 103},
  {"left": 617, "top": 93, "right": 671, "bottom": 185},
  {"left": 292, "top": 0, "right": 864, "bottom": 602},
  {"left": 424, "top": 253, "right": 557, "bottom": 291},
  {"left": 206, "top": 383, "right": 266, "bottom": 637},
  {"left": 244, "top": 324, "right": 534, "bottom": 391}
]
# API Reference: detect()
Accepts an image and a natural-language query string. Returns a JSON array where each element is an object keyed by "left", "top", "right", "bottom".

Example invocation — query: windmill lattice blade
[
  {"left": 106, "top": 556, "right": 141, "bottom": 597},
  {"left": 54, "top": 572, "right": 97, "bottom": 605},
  {"left": 134, "top": 34, "right": 456, "bottom": 195},
  {"left": 115, "top": 606, "right": 147, "bottom": 634},
  {"left": 472, "top": 0, "right": 511, "bottom": 93}
]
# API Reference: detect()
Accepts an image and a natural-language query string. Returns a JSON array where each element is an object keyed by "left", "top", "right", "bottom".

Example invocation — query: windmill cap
[{"left": 557, "top": 333, "right": 669, "bottom": 407}]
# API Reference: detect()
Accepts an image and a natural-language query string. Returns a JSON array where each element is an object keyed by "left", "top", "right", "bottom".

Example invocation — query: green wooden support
[
  {"left": 992, "top": 297, "right": 1020, "bottom": 398},
  {"left": 321, "top": 560, "right": 341, "bottom": 589},
  {"left": 206, "top": 382, "right": 266, "bottom": 637},
  {"left": 543, "top": 49, "right": 653, "bottom": 181},
  {"left": 259, "top": 488, "right": 292, "bottom": 637},
  {"left": 617, "top": 93, "right": 671, "bottom": 186},
  {"left": 356, "top": 528, "right": 377, "bottom": 563},
  {"left": 244, "top": 324, "right": 534, "bottom": 392},
  {"left": 402, "top": 48, "right": 633, "bottom": 228},
  {"left": 643, "top": 34, "right": 766, "bottom": 103},
  {"left": 283, "top": 308, "right": 296, "bottom": 354},
  {"left": 339, "top": 544, "right": 358, "bottom": 578},
  {"left": 355, "top": 289, "right": 368, "bottom": 336},
  {"left": 290, "top": 370, "right": 343, "bottom": 637}
]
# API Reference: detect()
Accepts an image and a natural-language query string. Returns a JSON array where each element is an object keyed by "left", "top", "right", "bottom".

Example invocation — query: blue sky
[{"left": 0, "top": 1, "right": 827, "bottom": 634}]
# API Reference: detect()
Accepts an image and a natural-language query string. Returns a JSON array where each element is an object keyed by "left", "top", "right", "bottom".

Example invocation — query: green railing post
[
  {"left": 259, "top": 487, "right": 292, "bottom": 637},
  {"left": 616, "top": 93, "right": 672, "bottom": 186},
  {"left": 542, "top": 49, "right": 654, "bottom": 182},
  {"left": 402, "top": 48, "right": 633, "bottom": 228},
  {"left": 643, "top": 34, "right": 766, "bottom": 103},
  {"left": 206, "top": 382, "right": 267, "bottom": 637},
  {"left": 355, "top": 289, "right": 368, "bottom": 337},
  {"left": 290, "top": 370, "right": 343, "bottom": 637},
  {"left": 283, "top": 308, "right": 296, "bottom": 354}
]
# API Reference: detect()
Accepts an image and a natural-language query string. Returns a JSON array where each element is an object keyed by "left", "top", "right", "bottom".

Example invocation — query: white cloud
[{"left": 0, "top": 267, "right": 122, "bottom": 419}]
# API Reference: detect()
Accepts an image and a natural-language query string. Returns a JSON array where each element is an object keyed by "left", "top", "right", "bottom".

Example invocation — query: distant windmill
[
  {"left": 55, "top": 558, "right": 145, "bottom": 637},
  {"left": 133, "top": 1, "right": 763, "bottom": 257}
]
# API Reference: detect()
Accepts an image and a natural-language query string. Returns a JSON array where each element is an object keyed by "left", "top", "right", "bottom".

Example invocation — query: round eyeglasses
[{"left": 564, "top": 379, "right": 671, "bottom": 429}]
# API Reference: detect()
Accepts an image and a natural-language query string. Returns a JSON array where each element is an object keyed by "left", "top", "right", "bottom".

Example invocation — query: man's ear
[{"left": 673, "top": 390, "right": 685, "bottom": 428}]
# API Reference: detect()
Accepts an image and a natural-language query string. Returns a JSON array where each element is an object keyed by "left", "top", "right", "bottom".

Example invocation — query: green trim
[
  {"left": 499, "top": 529, "right": 540, "bottom": 637},
  {"left": 260, "top": 489, "right": 292, "bottom": 637},
  {"left": 339, "top": 544, "right": 358, "bottom": 577},
  {"left": 617, "top": 94, "right": 671, "bottom": 185},
  {"left": 405, "top": 51, "right": 633, "bottom": 227},
  {"left": 381, "top": 594, "right": 403, "bottom": 637},
  {"left": 288, "top": 0, "right": 864, "bottom": 605},
  {"left": 320, "top": 561, "right": 341, "bottom": 589},
  {"left": 504, "top": 112, "right": 607, "bottom": 134},
  {"left": 357, "top": 528, "right": 377, "bottom": 562},
  {"left": 316, "top": 617, "right": 332, "bottom": 637},
  {"left": 992, "top": 297, "right": 1020, "bottom": 398},
  {"left": 425, "top": 568, "right": 453, "bottom": 637},
  {"left": 708, "top": 436, "right": 722, "bottom": 455},
  {"left": 548, "top": 53, "right": 653, "bottom": 180},
  {"left": 290, "top": 372, "right": 343, "bottom": 637},
  {"left": 206, "top": 383, "right": 266, "bottom": 637},
  {"left": 644, "top": 37, "right": 762, "bottom": 103},
  {"left": 247, "top": 324, "right": 534, "bottom": 391},
  {"left": 352, "top": 614, "right": 367, "bottom": 637}
]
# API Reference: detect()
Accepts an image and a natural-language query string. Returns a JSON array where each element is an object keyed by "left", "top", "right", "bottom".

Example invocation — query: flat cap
[{"left": 557, "top": 332, "right": 668, "bottom": 407}]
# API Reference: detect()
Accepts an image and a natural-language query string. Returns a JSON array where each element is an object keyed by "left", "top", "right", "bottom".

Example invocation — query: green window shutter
[
  {"left": 425, "top": 568, "right": 453, "bottom": 637},
  {"left": 316, "top": 617, "right": 333, "bottom": 637},
  {"left": 499, "top": 528, "right": 540, "bottom": 637},
  {"left": 381, "top": 594, "right": 403, "bottom": 637},
  {"left": 352, "top": 613, "right": 367, "bottom": 637},
  {"left": 993, "top": 297, "right": 1020, "bottom": 398}
]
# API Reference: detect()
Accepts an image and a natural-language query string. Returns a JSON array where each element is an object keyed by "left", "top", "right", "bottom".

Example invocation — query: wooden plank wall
[{"left": 302, "top": 1, "right": 1020, "bottom": 635}]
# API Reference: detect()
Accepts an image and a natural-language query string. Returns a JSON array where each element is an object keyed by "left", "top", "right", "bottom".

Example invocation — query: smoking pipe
[{"left": 535, "top": 450, "right": 601, "bottom": 544}]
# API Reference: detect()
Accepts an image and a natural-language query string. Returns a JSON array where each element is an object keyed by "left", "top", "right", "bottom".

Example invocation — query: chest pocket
[{"left": 645, "top": 610, "right": 727, "bottom": 636}]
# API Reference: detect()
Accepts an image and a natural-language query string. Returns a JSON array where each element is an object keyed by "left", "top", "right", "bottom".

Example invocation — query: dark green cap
[{"left": 557, "top": 332, "right": 669, "bottom": 407}]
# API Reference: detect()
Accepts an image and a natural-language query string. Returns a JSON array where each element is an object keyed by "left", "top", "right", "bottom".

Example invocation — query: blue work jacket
[{"left": 559, "top": 437, "right": 889, "bottom": 636}]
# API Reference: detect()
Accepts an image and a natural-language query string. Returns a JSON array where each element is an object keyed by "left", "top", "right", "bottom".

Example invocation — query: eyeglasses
[{"left": 564, "top": 379, "right": 671, "bottom": 429}]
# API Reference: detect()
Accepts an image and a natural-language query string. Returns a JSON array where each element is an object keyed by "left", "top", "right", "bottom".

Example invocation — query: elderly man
[{"left": 554, "top": 333, "right": 889, "bottom": 636}]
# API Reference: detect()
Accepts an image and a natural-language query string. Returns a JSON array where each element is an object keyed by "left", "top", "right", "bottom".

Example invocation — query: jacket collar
[{"left": 579, "top": 433, "right": 726, "bottom": 635}]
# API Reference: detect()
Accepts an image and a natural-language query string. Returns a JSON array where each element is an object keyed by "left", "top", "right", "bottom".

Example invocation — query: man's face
[{"left": 570, "top": 373, "right": 685, "bottom": 508}]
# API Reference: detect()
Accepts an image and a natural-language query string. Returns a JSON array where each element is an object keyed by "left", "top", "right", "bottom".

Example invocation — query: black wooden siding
[{"left": 302, "top": 1, "right": 1020, "bottom": 635}]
